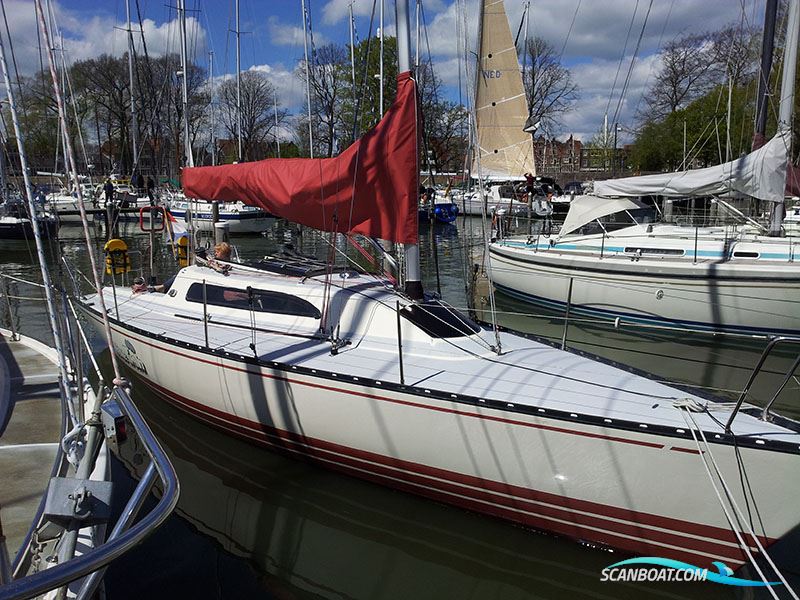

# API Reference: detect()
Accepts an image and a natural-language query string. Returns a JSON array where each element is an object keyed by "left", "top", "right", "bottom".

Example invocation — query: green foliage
[{"left": 630, "top": 83, "right": 757, "bottom": 172}]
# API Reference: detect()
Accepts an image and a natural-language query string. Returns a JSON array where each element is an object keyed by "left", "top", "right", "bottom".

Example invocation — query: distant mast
[
  {"left": 126, "top": 0, "right": 138, "bottom": 171},
  {"left": 178, "top": 0, "right": 194, "bottom": 167},
  {"left": 209, "top": 50, "right": 217, "bottom": 165},
  {"left": 301, "top": 0, "right": 314, "bottom": 158},
  {"left": 235, "top": 0, "right": 242, "bottom": 162},
  {"left": 472, "top": 0, "right": 536, "bottom": 180}
]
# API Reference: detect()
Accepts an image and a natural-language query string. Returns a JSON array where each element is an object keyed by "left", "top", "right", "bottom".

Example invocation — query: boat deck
[
  {"left": 89, "top": 273, "right": 800, "bottom": 446},
  {"left": 0, "top": 331, "right": 63, "bottom": 560}
]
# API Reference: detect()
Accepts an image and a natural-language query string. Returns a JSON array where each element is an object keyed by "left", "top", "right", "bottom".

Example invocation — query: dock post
[
  {"left": 561, "top": 277, "right": 574, "bottom": 350},
  {"left": 211, "top": 201, "right": 219, "bottom": 224},
  {"left": 214, "top": 221, "right": 230, "bottom": 245},
  {"left": 396, "top": 301, "right": 405, "bottom": 385},
  {"left": 202, "top": 279, "right": 209, "bottom": 348},
  {"left": 2, "top": 278, "right": 18, "bottom": 341}
]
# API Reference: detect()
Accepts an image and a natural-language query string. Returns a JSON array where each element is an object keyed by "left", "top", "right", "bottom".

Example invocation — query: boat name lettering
[{"left": 483, "top": 70, "right": 502, "bottom": 79}]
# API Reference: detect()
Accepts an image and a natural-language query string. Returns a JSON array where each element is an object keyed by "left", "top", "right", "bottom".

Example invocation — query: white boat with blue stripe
[{"left": 489, "top": 195, "right": 800, "bottom": 335}]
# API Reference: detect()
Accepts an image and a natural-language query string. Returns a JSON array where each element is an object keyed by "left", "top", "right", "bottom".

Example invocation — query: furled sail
[
  {"left": 183, "top": 72, "right": 419, "bottom": 244},
  {"left": 471, "top": 0, "right": 535, "bottom": 180},
  {"left": 594, "top": 129, "right": 790, "bottom": 202}
]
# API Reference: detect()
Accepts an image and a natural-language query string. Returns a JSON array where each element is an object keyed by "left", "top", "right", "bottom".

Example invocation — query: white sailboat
[
  {"left": 165, "top": 192, "right": 273, "bottom": 234},
  {"left": 489, "top": 1, "right": 800, "bottom": 335},
  {"left": 80, "top": 0, "right": 800, "bottom": 576}
]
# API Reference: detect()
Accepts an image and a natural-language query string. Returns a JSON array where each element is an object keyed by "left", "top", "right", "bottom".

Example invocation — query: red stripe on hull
[
  {"left": 138, "top": 375, "right": 767, "bottom": 568},
  {"left": 106, "top": 319, "right": 663, "bottom": 449}
]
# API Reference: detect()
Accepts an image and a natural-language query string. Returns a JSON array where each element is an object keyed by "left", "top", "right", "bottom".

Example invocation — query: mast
[
  {"left": 769, "top": 0, "right": 799, "bottom": 235},
  {"left": 274, "top": 89, "right": 281, "bottom": 158},
  {"left": 235, "top": 0, "right": 242, "bottom": 162},
  {"left": 178, "top": 0, "right": 194, "bottom": 167},
  {"left": 395, "top": 0, "right": 421, "bottom": 298},
  {"left": 379, "top": 0, "right": 384, "bottom": 114},
  {"left": 753, "top": 0, "right": 777, "bottom": 150},
  {"left": 209, "top": 50, "right": 217, "bottom": 165},
  {"left": 349, "top": 1, "right": 356, "bottom": 108},
  {"left": 414, "top": 0, "right": 419, "bottom": 70},
  {"left": 725, "top": 74, "right": 733, "bottom": 164},
  {"left": 0, "top": 134, "right": 6, "bottom": 203},
  {"left": 0, "top": 27, "right": 69, "bottom": 387},
  {"left": 301, "top": 0, "right": 314, "bottom": 158},
  {"left": 126, "top": 0, "right": 138, "bottom": 169}
]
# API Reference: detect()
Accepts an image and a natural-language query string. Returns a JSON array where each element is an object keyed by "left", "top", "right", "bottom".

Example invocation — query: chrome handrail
[
  {"left": 725, "top": 336, "right": 800, "bottom": 432},
  {"left": 0, "top": 272, "right": 179, "bottom": 600},
  {"left": 0, "top": 386, "right": 180, "bottom": 600}
]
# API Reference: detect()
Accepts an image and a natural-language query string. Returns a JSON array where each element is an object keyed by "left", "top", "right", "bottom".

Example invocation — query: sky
[{"left": 4, "top": 0, "right": 767, "bottom": 145}]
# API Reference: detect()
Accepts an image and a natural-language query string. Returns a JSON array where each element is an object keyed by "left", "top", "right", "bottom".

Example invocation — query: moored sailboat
[
  {"left": 489, "top": 0, "right": 800, "bottom": 335},
  {"left": 462, "top": 0, "right": 542, "bottom": 218},
  {"left": 80, "top": 0, "right": 800, "bottom": 577}
]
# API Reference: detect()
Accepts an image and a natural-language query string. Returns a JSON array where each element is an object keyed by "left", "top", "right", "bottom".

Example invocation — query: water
[{"left": 1, "top": 218, "right": 795, "bottom": 599}]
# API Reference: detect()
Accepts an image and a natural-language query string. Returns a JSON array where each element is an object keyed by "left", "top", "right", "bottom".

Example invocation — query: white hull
[
  {"left": 490, "top": 226, "right": 800, "bottom": 335},
  {"left": 168, "top": 200, "right": 272, "bottom": 233},
  {"left": 81, "top": 264, "right": 800, "bottom": 569}
]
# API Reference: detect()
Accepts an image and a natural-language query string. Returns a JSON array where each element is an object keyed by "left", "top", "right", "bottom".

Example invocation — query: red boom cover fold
[{"left": 182, "top": 71, "right": 419, "bottom": 244}]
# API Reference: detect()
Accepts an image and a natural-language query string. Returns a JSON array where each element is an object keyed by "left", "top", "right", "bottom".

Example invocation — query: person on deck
[
  {"left": 213, "top": 241, "right": 232, "bottom": 261},
  {"left": 146, "top": 176, "right": 156, "bottom": 205},
  {"left": 103, "top": 179, "right": 115, "bottom": 204},
  {"left": 524, "top": 172, "right": 535, "bottom": 197}
]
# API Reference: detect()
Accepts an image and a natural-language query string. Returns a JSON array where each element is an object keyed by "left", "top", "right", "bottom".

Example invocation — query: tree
[
  {"left": 417, "top": 63, "right": 468, "bottom": 173},
  {"left": 303, "top": 43, "right": 350, "bottom": 158},
  {"left": 522, "top": 37, "right": 579, "bottom": 133},
  {"left": 630, "top": 83, "right": 756, "bottom": 172},
  {"left": 219, "top": 70, "right": 288, "bottom": 162},
  {"left": 640, "top": 25, "right": 758, "bottom": 122}
]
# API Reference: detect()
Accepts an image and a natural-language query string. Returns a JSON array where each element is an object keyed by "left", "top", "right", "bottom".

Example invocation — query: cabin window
[
  {"left": 732, "top": 251, "right": 759, "bottom": 258},
  {"left": 401, "top": 300, "right": 481, "bottom": 338},
  {"left": 186, "top": 283, "right": 321, "bottom": 319},
  {"left": 623, "top": 247, "right": 684, "bottom": 256}
]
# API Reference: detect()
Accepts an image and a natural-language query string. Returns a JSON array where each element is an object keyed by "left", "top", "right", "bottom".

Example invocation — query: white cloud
[
  {"left": 267, "top": 16, "right": 328, "bottom": 47},
  {"left": 247, "top": 63, "right": 307, "bottom": 109},
  {"left": 321, "top": 0, "right": 377, "bottom": 26},
  {"left": 1, "top": 1, "right": 208, "bottom": 78}
]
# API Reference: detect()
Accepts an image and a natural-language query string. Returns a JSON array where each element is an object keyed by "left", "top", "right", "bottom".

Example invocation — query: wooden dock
[{"left": 0, "top": 330, "right": 63, "bottom": 563}]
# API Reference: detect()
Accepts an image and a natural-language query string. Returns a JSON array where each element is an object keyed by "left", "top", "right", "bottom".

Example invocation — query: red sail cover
[{"left": 183, "top": 71, "right": 419, "bottom": 244}]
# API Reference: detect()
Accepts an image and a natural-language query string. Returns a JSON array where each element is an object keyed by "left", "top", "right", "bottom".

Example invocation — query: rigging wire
[
  {"left": 610, "top": 0, "right": 653, "bottom": 131},
  {"left": 34, "top": 0, "right": 123, "bottom": 381},
  {"left": 557, "top": 0, "right": 582, "bottom": 62},
  {"left": 604, "top": 0, "right": 639, "bottom": 120}
]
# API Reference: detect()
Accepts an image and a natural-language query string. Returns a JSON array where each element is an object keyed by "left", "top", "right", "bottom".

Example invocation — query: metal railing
[
  {"left": 0, "top": 386, "right": 179, "bottom": 600},
  {"left": 725, "top": 336, "right": 800, "bottom": 432},
  {"left": 0, "top": 274, "right": 179, "bottom": 600}
]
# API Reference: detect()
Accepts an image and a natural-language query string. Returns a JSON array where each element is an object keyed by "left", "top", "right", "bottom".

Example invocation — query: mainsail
[
  {"left": 594, "top": 129, "right": 789, "bottom": 202},
  {"left": 183, "top": 72, "right": 419, "bottom": 244},
  {"left": 471, "top": 0, "right": 536, "bottom": 180}
]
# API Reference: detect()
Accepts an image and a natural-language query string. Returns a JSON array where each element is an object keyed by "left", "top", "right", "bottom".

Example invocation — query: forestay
[{"left": 594, "top": 129, "right": 790, "bottom": 202}]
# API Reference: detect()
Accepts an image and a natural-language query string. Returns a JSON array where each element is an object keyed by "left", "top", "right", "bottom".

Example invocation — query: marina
[{"left": 0, "top": 0, "right": 799, "bottom": 598}]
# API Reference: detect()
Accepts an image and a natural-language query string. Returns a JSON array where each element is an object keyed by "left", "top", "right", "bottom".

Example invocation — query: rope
[
  {"left": 679, "top": 407, "right": 798, "bottom": 598},
  {"left": 35, "top": 0, "right": 122, "bottom": 381}
]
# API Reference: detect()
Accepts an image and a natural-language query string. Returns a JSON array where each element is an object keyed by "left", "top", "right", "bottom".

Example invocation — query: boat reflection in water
[{"left": 109, "top": 376, "right": 728, "bottom": 600}]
